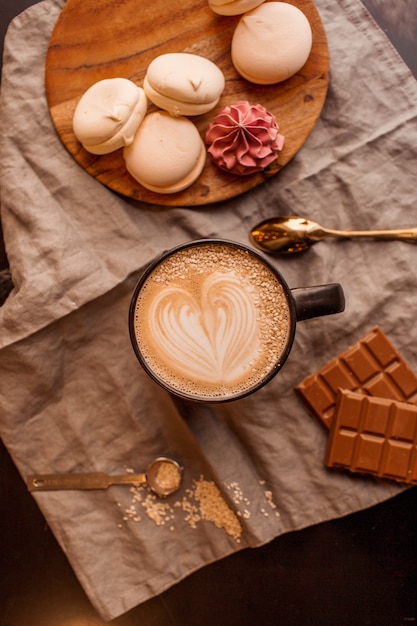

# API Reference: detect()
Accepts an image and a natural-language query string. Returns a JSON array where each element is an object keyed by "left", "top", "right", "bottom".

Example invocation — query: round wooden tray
[{"left": 45, "top": 0, "right": 329, "bottom": 206}]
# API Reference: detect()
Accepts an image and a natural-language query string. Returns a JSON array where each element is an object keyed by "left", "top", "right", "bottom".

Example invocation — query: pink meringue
[{"left": 205, "top": 101, "right": 284, "bottom": 176}]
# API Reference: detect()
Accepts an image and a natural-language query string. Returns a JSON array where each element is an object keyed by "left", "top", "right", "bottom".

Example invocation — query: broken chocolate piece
[
  {"left": 325, "top": 389, "right": 417, "bottom": 484},
  {"left": 296, "top": 326, "right": 417, "bottom": 429}
]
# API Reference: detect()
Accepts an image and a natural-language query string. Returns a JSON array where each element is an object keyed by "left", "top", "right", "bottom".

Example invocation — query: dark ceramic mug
[{"left": 129, "top": 239, "right": 345, "bottom": 402}]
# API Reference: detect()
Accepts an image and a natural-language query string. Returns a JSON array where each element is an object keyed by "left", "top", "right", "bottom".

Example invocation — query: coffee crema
[{"left": 132, "top": 243, "right": 292, "bottom": 400}]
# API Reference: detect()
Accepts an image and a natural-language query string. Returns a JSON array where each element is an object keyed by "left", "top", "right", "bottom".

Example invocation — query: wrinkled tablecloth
[{"left": 1, "top": 0, "right": 417, "bottom": 620}]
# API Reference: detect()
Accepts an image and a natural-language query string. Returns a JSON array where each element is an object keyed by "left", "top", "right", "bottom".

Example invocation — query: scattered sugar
[
  {"left": 141, "top": 494, "right": 175, "bottom": 526},
  {"left": 175, "top": 495, "right": 201, "bottom": 529},
  {"left": 117, "top": 472, "right": 280, "bottom": 541},
  {"left": 264, "top": 490, "right": 276, "bottom": 509}
]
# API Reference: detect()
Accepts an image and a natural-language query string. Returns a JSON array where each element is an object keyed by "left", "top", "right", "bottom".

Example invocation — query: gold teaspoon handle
[
  {"left": 323, "top": 227, "right": 417, "bottom": 242},
  {"left": 27, "top": 472, "right": 146, "bottom": 491}
]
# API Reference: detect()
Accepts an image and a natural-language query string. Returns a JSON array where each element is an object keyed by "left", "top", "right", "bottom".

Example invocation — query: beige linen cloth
[{"left": 1, "top": 0, "right": 417, "bottom": 620}]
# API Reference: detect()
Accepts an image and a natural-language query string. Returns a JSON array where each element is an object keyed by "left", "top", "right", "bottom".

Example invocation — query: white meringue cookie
[
  {"left": 208, "top": 0, "right": 265, "bottom": 16},
  {"left": 231, "top": 2, "right": 313, "bottom": 85},
  {"left": 144, "top": 53, "right": 225, "bottom": 116},
  {"left": 123, "top": 111, "right": 206, "bottom": 194},
  {"left": 73, "top": 78, "right": 147, "bottom": 155}
]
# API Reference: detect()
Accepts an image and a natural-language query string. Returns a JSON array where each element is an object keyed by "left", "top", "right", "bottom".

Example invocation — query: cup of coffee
[{"left": 129, "top": 239, "right": 344, "bottom": 402}]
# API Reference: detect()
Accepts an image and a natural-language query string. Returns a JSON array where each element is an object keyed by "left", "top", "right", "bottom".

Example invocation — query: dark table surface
[{"left": 1, "top": 2, "right": 417, "bottom": 625}]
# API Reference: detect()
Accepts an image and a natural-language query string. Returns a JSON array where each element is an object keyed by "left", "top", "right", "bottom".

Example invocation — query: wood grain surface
[{"left": 45, "top": 0, "right": 329, "bottom": 206}]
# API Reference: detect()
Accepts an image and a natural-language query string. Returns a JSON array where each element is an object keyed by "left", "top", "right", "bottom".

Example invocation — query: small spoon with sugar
[{"left": 26, "top": 456, "right": 183, "bottom": 497}]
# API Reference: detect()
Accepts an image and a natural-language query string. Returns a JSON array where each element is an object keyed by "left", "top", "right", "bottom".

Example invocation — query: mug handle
[{"left": 291, "top": 284, "right": 345, "bottom": 321}]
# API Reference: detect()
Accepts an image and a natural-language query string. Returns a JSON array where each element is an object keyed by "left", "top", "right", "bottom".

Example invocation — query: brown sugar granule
[
  {"left": 264, "top": 489, "right": 280, "bottom": 517},
  {"left": 193, "top": 476, "right": 242, "bottom": 541}
]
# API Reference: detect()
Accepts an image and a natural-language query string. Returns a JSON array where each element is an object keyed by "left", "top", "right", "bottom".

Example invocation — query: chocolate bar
[
  {"left": 296, "top": 326, "right": 417, "bottom": 429},
  {"left": 325, "top": 389, "right": 417, "bottom": 484}
]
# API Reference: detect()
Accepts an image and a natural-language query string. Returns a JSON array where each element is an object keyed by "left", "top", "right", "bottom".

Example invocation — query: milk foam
[{"left": 133, "top": 244, "right": 291, "bottom": 400}]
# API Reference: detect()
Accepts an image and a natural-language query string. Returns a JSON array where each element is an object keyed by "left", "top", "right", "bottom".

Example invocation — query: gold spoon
[
  {"left": 250, "top": 216, "right": 417, "bottom": 255},
  {"left": 26, "top": 456, "right": 183, "bottom": 497}
]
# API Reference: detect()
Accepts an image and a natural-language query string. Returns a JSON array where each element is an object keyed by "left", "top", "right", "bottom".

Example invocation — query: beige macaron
[
  {"left": 73, "top": 78, "right": 147, "bottom": 155},
  {"left": 231, "top": 2, "right": 313, "bottom": 84},
  {"left": 208, "top": 0, "right": 265, "bottom": 16},
  {"left": 144, "top": 53, "right": 225, "bottom": 116},
  {"left": 123, "top": 111, "right": 206, "bottom": 194}
]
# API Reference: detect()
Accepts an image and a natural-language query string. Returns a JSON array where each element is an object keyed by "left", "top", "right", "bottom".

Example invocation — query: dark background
[{"left": 1, "top": 2, "right": 417, "bottom": 624}]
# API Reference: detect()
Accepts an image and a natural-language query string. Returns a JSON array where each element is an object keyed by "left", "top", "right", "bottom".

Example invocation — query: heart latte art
[
  {"left": 147, "top": 272, "right": 259, "bottom": 384},
  {"left": 133, "top": 243, "right": 291, "bottom": 400}
]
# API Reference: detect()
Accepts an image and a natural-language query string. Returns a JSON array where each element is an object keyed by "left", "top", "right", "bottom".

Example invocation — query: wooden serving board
[{"left": 45, "top": 0, "right": 329, "bottom": 206}]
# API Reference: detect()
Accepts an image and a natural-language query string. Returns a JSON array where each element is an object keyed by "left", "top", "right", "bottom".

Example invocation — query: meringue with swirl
[{"left": 205, "top": 101, "right": 284, "bottom": 176}]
